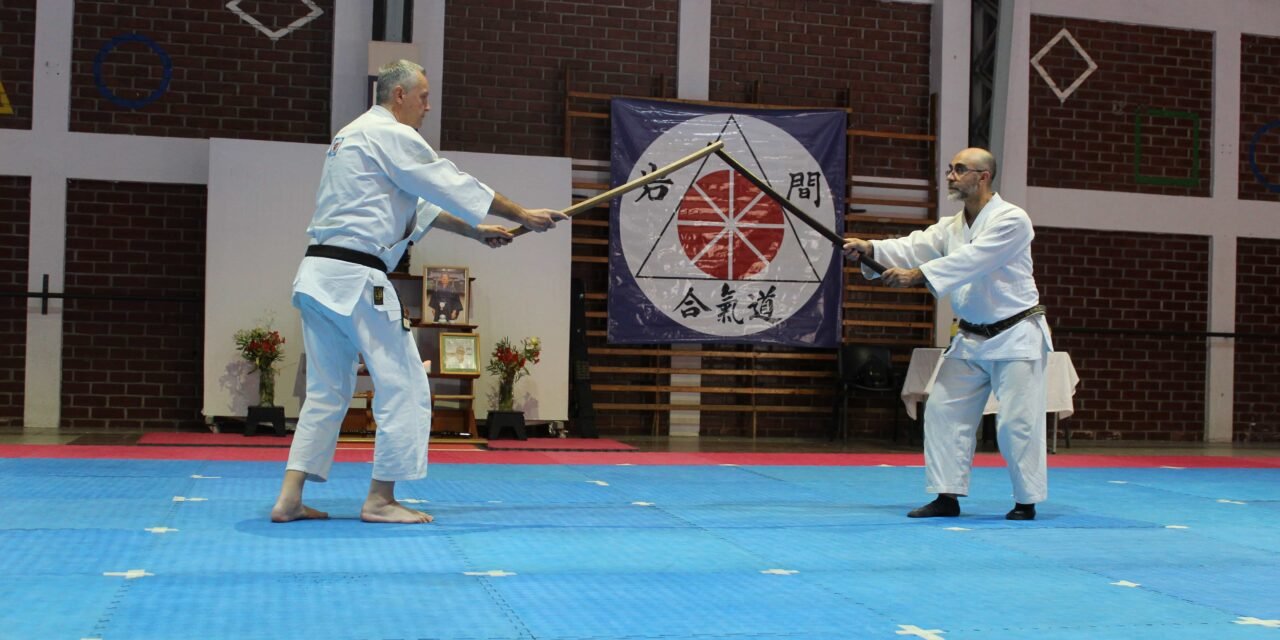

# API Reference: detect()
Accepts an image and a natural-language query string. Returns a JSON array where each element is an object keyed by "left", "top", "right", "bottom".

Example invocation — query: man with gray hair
[
  {"left": 843, "top": 147, "right": 1050, "bottom": 521},
  {"left": 271, "top": 60, "right": 566, "bottom": 524}
]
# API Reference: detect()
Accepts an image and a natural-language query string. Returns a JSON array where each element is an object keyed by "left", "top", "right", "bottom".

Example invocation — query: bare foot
[
  {"left": 361, "top": 499, "right": 434, "bottom": 524},
  {"left": 270, "top": 501, "right": 329, "bottom": 523}
]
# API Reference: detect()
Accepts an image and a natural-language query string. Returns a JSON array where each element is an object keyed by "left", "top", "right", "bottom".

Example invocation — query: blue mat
[{"left": 0, "top": 459, "right": 1277, "bottom": 639}]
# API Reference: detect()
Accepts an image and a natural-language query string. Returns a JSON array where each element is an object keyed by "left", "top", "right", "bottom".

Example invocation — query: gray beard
[{"left": 947, "top": 189, "right": 964, "bottom": 201}]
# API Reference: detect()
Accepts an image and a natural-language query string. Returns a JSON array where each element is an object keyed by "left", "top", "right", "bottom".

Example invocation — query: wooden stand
[
  {"left": 245, "top": 405, "right": 286, "bottom": 437},
  {"left": 340, "top": 391, "right": 376, "bottom": 435},
  {"left": 339, "top": 273, "right": 482, "bottom": 438},
  {"left": 429, "top": 369, "right": 479, "bottom": 437},
  {"left": 486, "top": 410, "right": 527, "bottom": 440}
]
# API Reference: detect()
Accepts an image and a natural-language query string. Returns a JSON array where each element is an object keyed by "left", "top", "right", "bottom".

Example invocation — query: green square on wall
[{"left": 1134, "top": 108, "right": 1201, "bottom": 187}]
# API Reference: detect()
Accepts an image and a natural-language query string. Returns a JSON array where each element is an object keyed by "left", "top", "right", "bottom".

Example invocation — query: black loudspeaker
[{"left": 568, "top": 278, "right": 598, "bottom": 437}]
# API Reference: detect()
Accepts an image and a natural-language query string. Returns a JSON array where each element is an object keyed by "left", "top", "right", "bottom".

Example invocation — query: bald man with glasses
[{"left": 843, "top": 147, "right": 1051, "bottom": 521}]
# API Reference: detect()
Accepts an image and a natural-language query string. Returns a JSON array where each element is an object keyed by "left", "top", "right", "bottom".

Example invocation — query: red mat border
[
  {"left": 485, "top": 438, "right": 635, "bottom": 451},
  {"left": 137, "top": 432, "right": 294, "bottom": 447},
  {"left": 1, "top": 444, "right": 1276, "bottom": 468}
]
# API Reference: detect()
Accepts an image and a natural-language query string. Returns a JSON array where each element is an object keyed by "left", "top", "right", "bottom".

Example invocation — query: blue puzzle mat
[{"left": 0, "top": 458, "right": 1277, "bottom": 639}]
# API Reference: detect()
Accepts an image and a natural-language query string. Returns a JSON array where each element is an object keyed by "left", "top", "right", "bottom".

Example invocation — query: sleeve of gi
[
  {"left": 865, "top": 218, "right": 951, "bottom": 279},
  {"left": 408, "top": 199, "right": 444, "bottom": 244},
  {"left": 374, "top": 126, "right": 496, "bottom": 228},
  {"left": 918, "top": 210, "right": 1033, "bottom": 298}
]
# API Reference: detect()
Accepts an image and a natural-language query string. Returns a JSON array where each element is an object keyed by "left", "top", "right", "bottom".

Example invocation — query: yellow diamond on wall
[{"left": 0, "top": 81, "right": 13, "bottom": 115}]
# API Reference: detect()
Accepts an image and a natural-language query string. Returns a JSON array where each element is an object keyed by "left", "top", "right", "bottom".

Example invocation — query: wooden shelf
[
  {"left": 417, "top": 322, "right": 479, "bottom": 437},
  {"left": 414, "top": 322, "right": 478, "bottom": 330},
  {"left": 846, "top": 214, "right": 935, "bottom": 226},
  {"left": 846, "top": 196, "right": 937, "bottom": 209},
  {"left": 846, "top": 129, "right": 936, "bottom": 141}
]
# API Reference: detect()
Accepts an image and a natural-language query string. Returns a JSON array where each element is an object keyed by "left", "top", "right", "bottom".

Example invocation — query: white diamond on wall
[
  {"left": 1030, "top": 28, "right": 1098, "bottom": 103},
  {"left": 226, "top": 0, "right": 323, "bottom": 42}
]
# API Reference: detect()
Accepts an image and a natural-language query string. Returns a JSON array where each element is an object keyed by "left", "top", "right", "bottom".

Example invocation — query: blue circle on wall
[
  {"left": 1248, "top": 120, "right": 1280, "bottom": 193},
  {"left": 93, "top": 33, "right": 172, "bottom": 110}
]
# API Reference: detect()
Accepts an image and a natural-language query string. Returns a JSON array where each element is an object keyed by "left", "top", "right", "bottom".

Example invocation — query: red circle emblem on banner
[{"left": 676, "top": 169, "right": 785, "bottom": 280}]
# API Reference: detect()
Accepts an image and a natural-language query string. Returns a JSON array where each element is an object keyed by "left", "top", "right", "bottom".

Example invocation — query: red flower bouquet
[{"left": 486, "top": 337, "right": 541, "bottom": 411}]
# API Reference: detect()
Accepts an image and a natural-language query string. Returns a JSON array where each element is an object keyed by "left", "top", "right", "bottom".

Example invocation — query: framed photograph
[
  {"left": 423, "top": 266, "right": 469, "bottom": 324},
  {"left": 439, "top": 332, "right": 480, "bottom": 375}
]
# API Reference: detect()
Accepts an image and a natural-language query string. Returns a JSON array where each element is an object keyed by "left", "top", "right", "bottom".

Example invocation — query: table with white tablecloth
[{"left": 900, "top": 348, "right": 1080, "bottom": 453}]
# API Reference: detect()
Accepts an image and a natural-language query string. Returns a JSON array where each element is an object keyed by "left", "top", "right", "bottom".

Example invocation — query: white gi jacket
[
  {"left": 864, "top": 194, "right": 1052, "bottom": 361},
  {"left": 294, "top": 105, "right": 495, "bottom": 314}
]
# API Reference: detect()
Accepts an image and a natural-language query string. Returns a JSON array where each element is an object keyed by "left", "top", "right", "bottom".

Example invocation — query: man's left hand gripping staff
[
  {"left": 881, "top": 267, "right": 926, "bottom": 288},
  {"left": 519, "top": 207, "right": 569, "bottom": 232},
  {"left": 477, "top": 207, "right": 566, "bottom": 248}
]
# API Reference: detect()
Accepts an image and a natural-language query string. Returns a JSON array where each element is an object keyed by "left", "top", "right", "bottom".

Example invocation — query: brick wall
[
  {"left": 1233, "top": 238, "right": 1280, "bottom": 442},
  {"left": 0, "top": 0, "right": 36, "bottom": 131},
  {"left": 710, "top": 0, "right": 933, "bottom": 179},
  {"left": 1239, "top": 34, "right": 1280, "bottom": 202},
  {"left": 0, "top": 177, "right": 31, "bottom": 427},
  {"left": 61, "top": 180, "right": 206, "bottom": 431},
  {"left": 441, "top": 0, "right": 678, "bottom": 159},
  {"left": 69, "top": 0, "right": 333, "bottom": 143},
  {"left": 438, "top": 1, "right": 932, "bottom": 165},
  {"left": 1034, "top": 228, "right": 1210, "bottom": 441},
  {"left": 1027, "top": 16, "right": 1213, "bottom": 197}
]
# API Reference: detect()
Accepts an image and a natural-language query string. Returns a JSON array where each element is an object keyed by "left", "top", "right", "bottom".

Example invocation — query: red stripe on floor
[
  {"left": 137, "top": 432, "right": 294, "bottom": 446},
  {"left": 486, "top": 438, "right": 636, "bottom": 451}
]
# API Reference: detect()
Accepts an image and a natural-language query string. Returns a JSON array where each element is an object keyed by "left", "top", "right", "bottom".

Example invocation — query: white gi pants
[
  {"left": 286, "top": 289, "right": 432, "bottom": 482},
  {"left": 923, "top": 356, "right": 1048, "bottom": 504}
]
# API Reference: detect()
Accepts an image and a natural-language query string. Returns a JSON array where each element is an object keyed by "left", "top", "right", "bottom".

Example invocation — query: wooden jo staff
[
  {"left": 713, "top": 148, "right": 887, "bottom": 275},
  {"left": 505, "top": 140, "right": 726, "bottom": 237}
]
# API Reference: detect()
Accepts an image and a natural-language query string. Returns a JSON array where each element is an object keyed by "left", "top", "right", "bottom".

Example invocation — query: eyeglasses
[{"left": 946, "top": 164, "right": 988, "bottom": 177}]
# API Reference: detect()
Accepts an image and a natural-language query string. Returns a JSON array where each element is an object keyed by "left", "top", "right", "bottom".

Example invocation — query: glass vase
[
  {"left": 258, "top": 367, "right": 276, "bottom": 406},
  {"left": 497, "top": 377, "right": 514, "bottom": 412}
]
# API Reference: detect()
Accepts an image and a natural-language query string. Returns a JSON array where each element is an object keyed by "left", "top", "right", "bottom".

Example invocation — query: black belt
[
  {"left": 304, "top": 245, "right": 388, "bottom": 273},
  {"left": 958, "top": 305, "right": 1046, "bottom": 338}
]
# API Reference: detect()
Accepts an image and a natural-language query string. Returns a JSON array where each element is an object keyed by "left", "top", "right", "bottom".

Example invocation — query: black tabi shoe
[
  {"left": 907, "top": 496, "right": 960, "bottom": 518},
  {"left": 1006, "top": 503, "right": 1036, "bottom": 521}
]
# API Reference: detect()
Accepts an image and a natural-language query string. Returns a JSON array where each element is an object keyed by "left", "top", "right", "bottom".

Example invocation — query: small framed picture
[
  {"left": 439, "top": 332, "right": 480, "bottom": 375},
  {"left": 423, "top": 266, "right": 469, "bottom": 324}
]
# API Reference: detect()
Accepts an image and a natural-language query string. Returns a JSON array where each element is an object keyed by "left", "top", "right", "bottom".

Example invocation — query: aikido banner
[{"left": 607, "top": 98, "right": 846, "bottom": 347}]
